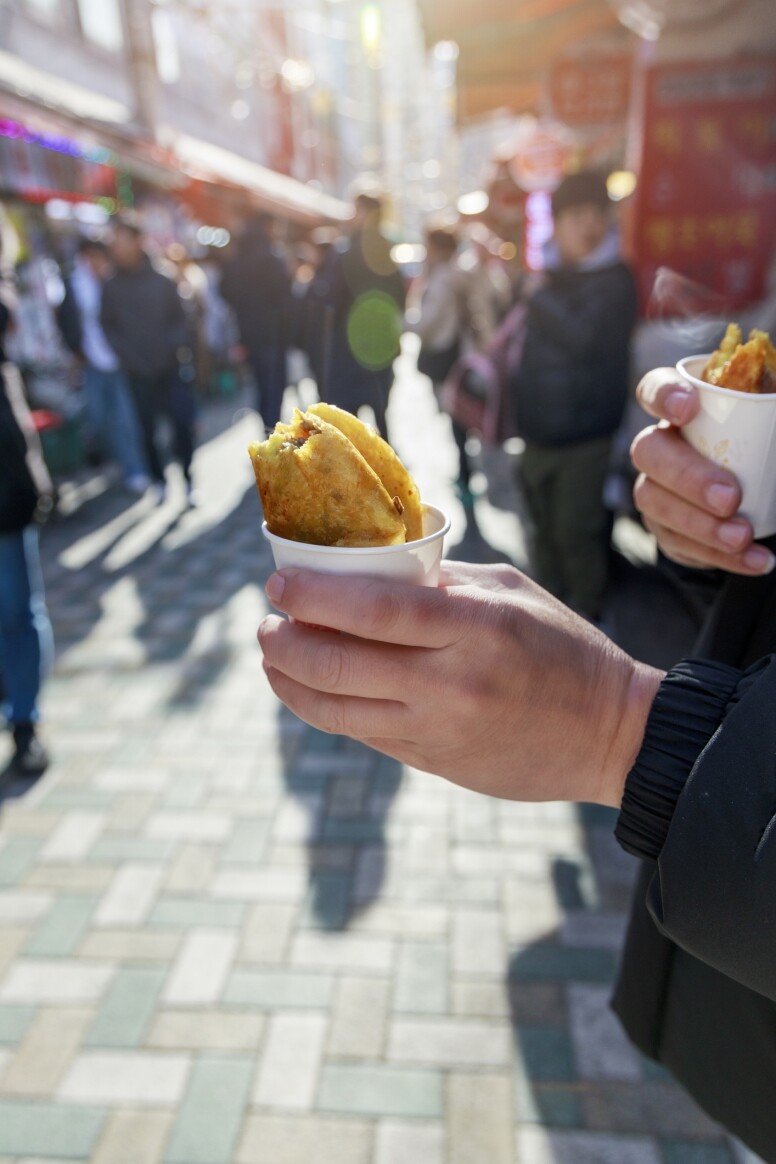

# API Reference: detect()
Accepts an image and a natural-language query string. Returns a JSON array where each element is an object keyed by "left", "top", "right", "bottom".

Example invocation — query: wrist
[{"left": 597, "top": 660, "right": 665, "bottom": 808}]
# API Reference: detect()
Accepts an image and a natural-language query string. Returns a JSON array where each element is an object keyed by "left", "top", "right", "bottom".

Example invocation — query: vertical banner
[{"left": 631, "top": 56, "right": 776, "bottom": 314}]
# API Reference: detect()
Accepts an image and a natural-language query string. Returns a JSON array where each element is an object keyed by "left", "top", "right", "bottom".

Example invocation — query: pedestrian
[
  {"left": 510, "top": 169, "right": 638, "bottom": 622},
  {"left": 321, "top": 188, "right": 406, "bottom": 441},
  {"left": 101, "top": 218, "right": 196, "bottom": 505},
  {"left": 0, "top": 332, "right": 54, "bottom": 776},
  {"left": 256, "top": 366, "right": 776, "bottom": 1156},
  {"left": 57, "top": 238, "right": 149, "bottom": 494},
  {"left": 408, "top": 225, "right": 473, "bottom": 500},
  {"left": 459, "top": 223, "right": 512, "bottom": 353},
  {"left": 220, "top": 213, "right": 292, "bottom": 432}
]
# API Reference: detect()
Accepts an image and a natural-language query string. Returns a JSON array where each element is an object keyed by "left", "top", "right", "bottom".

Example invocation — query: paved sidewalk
[{"left": 0, "top": 351, "right": 759, "bottom": 1163}]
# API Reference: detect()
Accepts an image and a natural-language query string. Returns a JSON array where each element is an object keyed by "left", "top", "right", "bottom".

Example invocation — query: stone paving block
[
  {"left": 225, "top": 968, "right": 334, "bottom": 1009},
  {"left": 389, "top": 1016, "right": 512, "bottom": 1068},
  {"left": 583, "top": 1082, "right": 728, "bottom": 1139},
  {"left": 327, "top": 976, "right": 391, "bottom": 1058},
  {"left": 516, "top": 1024, "right": 576, "bottom": 1082},
  {"left": 375, "top": 1119, "right": 444, "bottom": 1164},
  {"left": 291, "top": 931, "right": 394, "bottom": 973},
  {"left": 253, "top": 1011, "right": 327, "bottom": 1110},
  {"left": 318, "top": 1063, "right": 443, "bottom": 1119},
  {"left": 1, "top": 1006, "right": 92, "bottom": 1096},
  {"left": 165, "top": 1055, "right": 254, "bottom": 1163},
  {"left": 568, "top": 983, "right": 643, "bottom": 1081},
  {"left": 95, "top": 767, "right": 171, "bottom": 792},
  {"left": 0, "top": 809, "right": 61, "bottom": 837},
  {"left": 508, "top": 981, "right": 567, "bottom": 1026},
  {"left": 661, "top": 1143, "right": 736, "bottom": 1164},
  {"left": 351, "top": 903, "right": 448, "bottom": 940},
  {"left": 515, "top": 1074, "right": 584, "bottom": 1129},
  {"left": 210, "top": 867, "right": 308, "bottom": 902},
  {"left": 162, "top": 844, "right": 216, "bottom": 895},
  {"left": 517, "top": 1127, "right": 662, "bottom": 1164},
  {"left": 94, "top": 864, "right": 165, "bottom": 928},
  {"left": 394, "top": 942, "right": 448, "bottom": 1015},
  {"left": 0, "top": 960, "right": 115, "bottom": 1004},
  {"left": 149, "top": 897, "right": 246, "bottom": 929},
  {"left": 40, "top": 811, "right": 106, "bottom": 862},
  {"left": 161, "top": 772, "right": 209, "bottom": 810},
  {"left": 0, "top": 839, "right": 43, "bottom": 888},
  {"left": 404, "top": 825, "right": 449, "bottom": 875},
  {"left": 59, "top": 1050, "right": 190, "bottom": 1105},
  {"left": 0, "top": 927, "right": 31, "bottom": 980},
  {"left": 0, "top": 891, "right": 52, "bottom": 923},
  {"left": 446, "top": 1072, "right": 514, "bottom": 1164},
  {"left": 78, "top": 930, "right": 181, "bottom": 962},
  {"left": 106, "top": 793, "right": 157, "bottom": 833},
  {"left": 147, "top": 1009, "right": 264, "bottom": 1051},
  {"left": 451, "top": 979, "right": 510, "bottom": 1019},
  {"left": 237, "top": 903, "right": 297, "bottom": 964},
  {"left": 0, "top": 1098, "right": 106, "bottom": 1158},
  {"left": 220, "top": 819, "right": 272, "bottom": 865},
  {"left": 509, "top": 941, "right": 617, "bottom": 983},
  {"left": 146, "top": 811, "right": 232, "bottom": 843},
  {"left": 561, "top": 911, "right": 628, "bottom": 949},
  {"left": 0, "top": 1003, "right": 36, "bottom": 1045},
  {"left": 92, "top": 1108, "right": 174, "bottom": 1164},
  {"left": 237, "top": 1113, "right": 372, "bottom": 1164},
  {"left": 24, "top": 864, "right": 115, "bottom": 892},
  {"left": 85, "top": 967, "right": 166, "bottom": 1048},
  {"left": 90, "top": 838, "right": 176, "bottom": 864},
  {"left": 162, "top": 929, "right": 237, "bottom": 1005},
  {"left": 40, "top": 788, "right": 115, "bottom": 810},
  {"left": 24, "top": 895, "right": 97, "bottom": 958}
]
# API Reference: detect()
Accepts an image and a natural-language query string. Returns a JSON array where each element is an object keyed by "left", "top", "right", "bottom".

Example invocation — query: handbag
[{"left": 417, "top": 340, "right": 460, "bottom": 385}]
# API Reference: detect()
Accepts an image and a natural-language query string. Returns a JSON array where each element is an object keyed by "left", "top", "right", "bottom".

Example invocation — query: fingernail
[
  {"left": 665, "top": 388, "right": 693, "bottom": 423},
  {"left": 718, "top": 520, "right": 750, "bottom": 549},
  {"left": 743, "top": 546, "right": 776, "bottom": 573},
  {"left": 265, "top": 574, "right": 285, "bottom": 604},
  {"left": 706, "top": 483, "right": 738, "bottom": 515}
]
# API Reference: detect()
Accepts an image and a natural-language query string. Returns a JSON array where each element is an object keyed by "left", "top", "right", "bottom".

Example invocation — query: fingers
[
  {"left": 264, "top": 570, "right": 461, "bottom": 647},
  {"left": 263, "top": 663, "right": 408, "bottom": 740},
  {"left": 259, "top": 615, "right": 434, "bottom": 701},
  {"left": 642, "top": 517, "right": 775, "bottom": 576},
  {"left": 633, "top": 475, "right": 752, "bottom": 553},
  {"left": 636, "top": 368, "right": 699, "bottom": 425},
  {"left": 631, "top": 424, "right": 741, "bottom": 518}
]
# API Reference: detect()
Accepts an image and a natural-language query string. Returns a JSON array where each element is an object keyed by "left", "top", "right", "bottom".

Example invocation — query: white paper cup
[
  {"left": 677, "top": 355, "right": 776, "bottom": 539},
  {"left": 262, "top": 504, "right": 451, "bottom": 587}
]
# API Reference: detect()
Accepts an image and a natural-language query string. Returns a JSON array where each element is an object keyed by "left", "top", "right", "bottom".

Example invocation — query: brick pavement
[{"left": 0, "top": 350, "right": 763, "bottom": 1163}]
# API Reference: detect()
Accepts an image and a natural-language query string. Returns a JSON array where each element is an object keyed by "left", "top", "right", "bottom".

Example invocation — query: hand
[
  {"left": 631, "top": 368, "right": 775, "bottom": 575},
  {"left": 258, "top": 562, "right": 663, "bottom": 808}
]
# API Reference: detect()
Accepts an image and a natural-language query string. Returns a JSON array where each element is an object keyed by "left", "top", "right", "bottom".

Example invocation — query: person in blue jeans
[
  {"left": 0, "top": 360, "right": 54, "bottom": 775},
  {"left": 57, "top": 239, "right": 149, "bottom": 494}
]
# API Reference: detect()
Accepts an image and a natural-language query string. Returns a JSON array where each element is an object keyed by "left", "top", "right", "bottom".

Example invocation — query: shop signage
[
  {"left": 508, "top": 121, "right": 577, "bottom": 193},
  {"left": 550, "top": 56, "right": 632, "bottom": 126},
  {"left": 0, "top": 120, "right": 116, "bottom": 202},
  {"left": 630, "top": 56, "right": 776, "bottom": 313}
]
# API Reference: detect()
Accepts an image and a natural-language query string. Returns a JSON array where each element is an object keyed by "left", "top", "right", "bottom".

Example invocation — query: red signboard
[
  {"left": 630, "top": 56, "right": 776, "bottom": 314},
  {"left": 550, "top": 56, "right": 632, "bottom": 126}
]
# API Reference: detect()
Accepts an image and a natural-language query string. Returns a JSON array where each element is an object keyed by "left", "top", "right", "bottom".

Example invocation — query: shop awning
[
  {"left": 417, "top": 0, "right": 628, "bottom": 121},
  {"left": 173, "top": 135, "right": 351, "bottom": 227}
]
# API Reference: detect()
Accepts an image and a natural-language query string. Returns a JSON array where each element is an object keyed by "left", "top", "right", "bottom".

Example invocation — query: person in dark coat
[
  {"left": 255, "top": 366, "right": 776, "bottom": 1161},
  {"left": 101, "top": 219, "right": 195, "bottom": 504},
  {"left": 0, "top": 338, "right": 54, "bottom": 776},
  {"left": 320, "top": 191, "right": 405, "bottom": 441},
  {"left": 220, "top": 214, "right": 291, "bottom": 433},
  {"left": 511, "top": 169, "right": 637, "bottom": 621}
]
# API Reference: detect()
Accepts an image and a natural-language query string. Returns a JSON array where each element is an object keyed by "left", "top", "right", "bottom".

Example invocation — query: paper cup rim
[
  {"left": 677, "top": 354, "right": 776, "bottom": 401},
  {"left": 261, "top": 503, "right": 451, "bottom": 556}
]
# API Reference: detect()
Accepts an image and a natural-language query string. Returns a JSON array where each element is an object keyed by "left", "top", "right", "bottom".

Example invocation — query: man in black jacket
[
  {"left": 220, "top": 214, "right": 291, "bottom": 433},
  {"left": 101, "top": 220, "right": 194, "bottom": 503},
  {"left": 512, "top": 170, "right": 637, "bottom": 621}
]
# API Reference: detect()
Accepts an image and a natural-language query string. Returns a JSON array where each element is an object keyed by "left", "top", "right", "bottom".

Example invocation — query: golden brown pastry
[
  {"left": 702, "top": 324, "right": 776, "bottom": 394},
  {"left": 248, "top": 409, "right": 411, "bottom": 547}
]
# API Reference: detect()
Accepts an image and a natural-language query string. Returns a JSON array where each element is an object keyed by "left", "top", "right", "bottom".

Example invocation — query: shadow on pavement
[{"left": 277, "top": 705, "right": 403, "bottom": 931}]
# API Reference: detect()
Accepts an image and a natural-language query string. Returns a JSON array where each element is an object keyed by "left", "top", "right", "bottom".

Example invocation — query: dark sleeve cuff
[{"left": 615, "top": 659, "right": 742, "bottom": 861}]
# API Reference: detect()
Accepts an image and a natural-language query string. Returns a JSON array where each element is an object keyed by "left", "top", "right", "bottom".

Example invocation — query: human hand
[
  {"left": 631, "top": 368, "right": 775, "bottom": 575},
  {"left": 258, "top": 562, "right": 663, "bottom": 808}
]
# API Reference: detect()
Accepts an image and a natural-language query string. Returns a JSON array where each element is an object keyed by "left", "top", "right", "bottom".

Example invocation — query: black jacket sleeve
[
  {"left": 99, "top": 280, "right": 132, "bottom": 372},
  {"left": 528, "top": 264, "right": 637, "bottom": 362},
  {"left": 616, "top": 655, "right": 776, "bottom": 1001},
  {"left": 56, "top": 279, "right": 83, "bottom": 357}
]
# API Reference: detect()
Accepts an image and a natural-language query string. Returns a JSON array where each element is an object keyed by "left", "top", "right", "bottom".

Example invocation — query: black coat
[
  {"left": 101, "top": 257, "right": 186, "bottom": 379},
  {"left": 220, "top": 235, "right": 291, "bottom": 363},
  {"left": 512, "top": 260, "right": 637, "bottom": 446},
  {"left": 613, "top": 552, "right": 776, "bottom": 1162},
  {"left": 0, "top": 364, "right": 52, "bottom": 533}
]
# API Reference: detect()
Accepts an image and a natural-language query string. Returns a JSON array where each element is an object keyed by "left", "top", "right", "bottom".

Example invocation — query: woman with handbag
[{"left": 408, "top": 227, "right": 473, "bottom": 504}]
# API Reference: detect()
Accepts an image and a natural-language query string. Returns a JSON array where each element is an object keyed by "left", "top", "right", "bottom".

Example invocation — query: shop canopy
[{"left": 416, "top": 0, "right": 628, "bottom": 122}]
